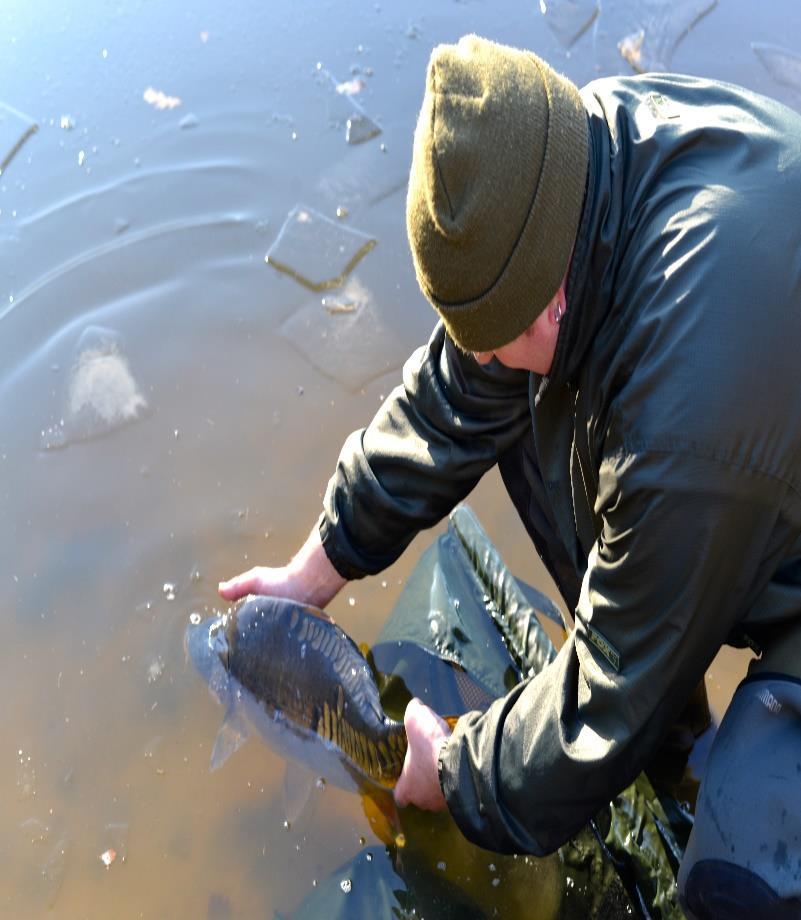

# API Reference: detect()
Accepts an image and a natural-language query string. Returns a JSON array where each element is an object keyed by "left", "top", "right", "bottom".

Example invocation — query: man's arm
[
  {"left": 437, "top": 449, "right": 787, "bottom": 855},
  {"left": 319, "top": 322, "right": 532, "bottom": 579}
]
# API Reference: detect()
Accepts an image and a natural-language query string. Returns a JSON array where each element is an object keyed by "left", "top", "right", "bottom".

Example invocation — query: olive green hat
[{"left": 406, "top": 34, "right": 588, "bottom": 352}]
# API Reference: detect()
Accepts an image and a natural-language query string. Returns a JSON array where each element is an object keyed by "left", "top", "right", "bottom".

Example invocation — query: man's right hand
[
  {"left": 217, "top": 525, "right": 347, "bottom": 608},
  {"left": 218, "top": 565, "right": 302, "bottom": 602}
]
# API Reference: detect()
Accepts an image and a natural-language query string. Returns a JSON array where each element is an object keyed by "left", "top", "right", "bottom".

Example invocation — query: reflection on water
[{"left": 0, "top": 0, "right": 795, "bottom": 914}]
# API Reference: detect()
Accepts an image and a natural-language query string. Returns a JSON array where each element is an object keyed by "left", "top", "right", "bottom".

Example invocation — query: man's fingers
[{"left": 217, "top": 569, "right": 261, "bottom": 600}]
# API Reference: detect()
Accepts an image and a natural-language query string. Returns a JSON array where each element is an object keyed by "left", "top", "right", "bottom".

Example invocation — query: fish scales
[{"left": 188, "top": 597, "right": 407, "bottom": 789}]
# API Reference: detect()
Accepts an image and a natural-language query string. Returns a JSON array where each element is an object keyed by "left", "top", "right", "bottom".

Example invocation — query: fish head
[{"left": 185, "top": 613, "right": 234, "bottom": 706}]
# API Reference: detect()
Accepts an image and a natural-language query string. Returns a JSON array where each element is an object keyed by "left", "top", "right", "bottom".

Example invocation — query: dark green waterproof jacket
[{"left": 319, "top": 73, "right": 801, "bottom": 856}]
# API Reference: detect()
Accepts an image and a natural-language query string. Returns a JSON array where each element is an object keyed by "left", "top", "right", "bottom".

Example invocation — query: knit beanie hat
[{"left": 406, "top": 34, "right": 588, "bottom": 352}]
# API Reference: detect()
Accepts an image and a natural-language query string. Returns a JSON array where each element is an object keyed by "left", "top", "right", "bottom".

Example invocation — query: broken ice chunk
[
  {"left": 539, "top": 0, "right": 599, "bottom": 48},
  {"left": 316, "top": 66, "right": 382, "bottom": 145},
  {"left": 752, "top": 43, "right": 801, "bottom": 97},
  {"left": 40, "top": 326, "right": 148, "bottom": 450},
  {"left": 266, "top": 205, "right": 376, "bottom": 292},
  {"left": 280, "top": 276, "right": 405, "bottom": 390},
  {"left": 593, "top": 0, "right": 717, "bottom": 73},
  {"left": 346, "top": 112, "right": 381, "bottom": 145},
  {"left": 0, "top": 102, "right": 38, "bottom": 176}
]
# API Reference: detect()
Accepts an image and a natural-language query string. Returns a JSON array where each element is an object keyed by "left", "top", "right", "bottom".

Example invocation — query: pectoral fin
[{"left": 210, "top": 707, "right": 250, "bottom": 770}]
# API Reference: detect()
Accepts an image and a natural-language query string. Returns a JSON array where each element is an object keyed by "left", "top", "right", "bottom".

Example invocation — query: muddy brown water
[{"left": 2, "top": 0, "right": 800, "bottom": 915}]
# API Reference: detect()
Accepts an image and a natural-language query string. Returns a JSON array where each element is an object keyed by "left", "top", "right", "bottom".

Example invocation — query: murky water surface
[{"left": 2, "top": 0, "right": 800, "bottom": 915}]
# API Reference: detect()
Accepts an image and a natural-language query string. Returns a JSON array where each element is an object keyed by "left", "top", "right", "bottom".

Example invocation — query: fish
[{"left": 186, "top": 595, "right": 422, "bottom": 791}]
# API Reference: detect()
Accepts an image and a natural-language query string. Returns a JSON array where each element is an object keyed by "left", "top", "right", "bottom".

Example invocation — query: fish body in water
[{"left": 185, "top": 596, "right": 408, "bottom": 791}]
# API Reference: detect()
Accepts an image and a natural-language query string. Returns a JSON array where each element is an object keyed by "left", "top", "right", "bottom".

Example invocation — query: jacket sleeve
[
  {"left": 319, "top": 322, "right": 532, "bottom": 579},
  {"left": 439, "top": 447, "right": 791, "bottom": 854}
]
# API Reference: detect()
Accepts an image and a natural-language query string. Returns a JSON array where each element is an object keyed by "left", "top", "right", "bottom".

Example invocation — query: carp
[{"left": 185, "top": 595, "right": 414, "bottom": 791}]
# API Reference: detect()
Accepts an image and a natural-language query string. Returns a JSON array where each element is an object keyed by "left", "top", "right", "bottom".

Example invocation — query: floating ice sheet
[
  {"left": 593, "top": 0, "right": 717, "bottom": 73},
  {"left": 280, "top": 276, "right": 406, "bottom": 390},
  {"left": 752, "top": 43, "right": 801, "bottom": 97},
  {"left": 0, "top": 102, "right": 38, "bottom": 176},
  {"left": 315, "top": 66, "right": 382, "bottom": 145},
  {"left": 266, "top": 206, "right": 376, "bottom": 292},
  {"left": 539, "top": 0, "right": 599, "bottom": 48},
  {"left": 41, "top": 326, "right": 148, "bottom": 450}
]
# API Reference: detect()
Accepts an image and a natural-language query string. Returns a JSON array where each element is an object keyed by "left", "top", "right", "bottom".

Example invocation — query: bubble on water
[
  {"left": 16, "top": 749, "right": 36, "bottom": 801},
  {"left": 539, "top": 0, "right": 599, "bottom": 46},
  {"left": 40, "top": 326, "right": 148, "bottom": 451},
  {"left": 592, "top": 0, "right": 716, "bottom": 73},
  {"left": 340, "top": 878, "right": 352, "bottom": 893},
  {"left": 266, "top": 205, "right": 375, "bottom": 293},
  {"left": 146, "top": 655, "right": 165, "bottom": 683},
  {"left": 189, "top": 612, "right": 202, "bottom": 626}
]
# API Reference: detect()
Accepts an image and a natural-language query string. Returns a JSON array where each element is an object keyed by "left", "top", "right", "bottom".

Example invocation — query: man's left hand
[{"left": 394, "top": 698, "right": 451, "bottom": 812}]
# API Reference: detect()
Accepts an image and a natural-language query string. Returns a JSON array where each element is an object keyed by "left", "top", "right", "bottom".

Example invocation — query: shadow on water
[{"left": 0, "top": 0, "right": 797, "bottom": 914}]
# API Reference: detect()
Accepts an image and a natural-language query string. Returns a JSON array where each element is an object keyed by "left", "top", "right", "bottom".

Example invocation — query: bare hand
[
  {"left": 218, "top": 526, "right": 346, "bottom": 607},
  {"left": 394, "top": 698, "right": 451, "bottom": 812},
  {"left": 218, "top": 565, "right": 299, "bottom": 602}
]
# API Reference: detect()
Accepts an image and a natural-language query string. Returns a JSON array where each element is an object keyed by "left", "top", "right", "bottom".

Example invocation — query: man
[{"left": 219, "top": 35, "right": 801, "bottom": 918}]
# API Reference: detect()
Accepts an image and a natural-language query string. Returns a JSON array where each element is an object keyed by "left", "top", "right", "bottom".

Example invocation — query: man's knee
[
  {"left": 681, "top": 859, "right": 801, "bottom": 919},
  {"left": 678, "top": 675, "right": 801, "bottom": 919}
]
